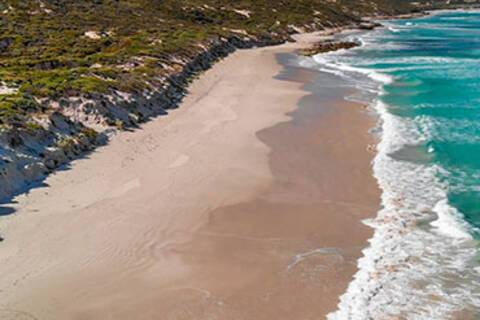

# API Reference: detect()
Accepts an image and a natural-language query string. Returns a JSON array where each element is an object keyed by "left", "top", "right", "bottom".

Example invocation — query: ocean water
[{"left": 303, "top": 10, "right": 480, "bottom": 319}]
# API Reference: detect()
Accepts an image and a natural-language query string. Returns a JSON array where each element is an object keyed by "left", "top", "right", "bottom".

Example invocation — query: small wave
[
  {"left": 387, "top": 26, "right": 401, "bottom": 33},
  {"left": 297, "top": 56, "right": 321, "bottom": 69},
  {"left": 328, "top": 100, "right": 480, "bottom": 320},
  {"left": 365, "top": 56, "right": 468, "bottom": 65},
  {"left": 326, "top": 11, "right": 480, "bottom": 319},
  {"left": 312, "top": 55, "right": 394, "bottom": 84},
  {"left": 432, "top": 200, "right": 473, "bottom": 239},
  {"left": 414, "top": 116, "right": 480, "bottom": 143},
  {"left": 317, "top": 67, "right": 347, "bottom": 78}
]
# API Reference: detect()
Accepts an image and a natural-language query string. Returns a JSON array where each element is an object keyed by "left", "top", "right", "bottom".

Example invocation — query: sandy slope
[{"left": 0, "top": 33, "right": 379, "bottom": 320}]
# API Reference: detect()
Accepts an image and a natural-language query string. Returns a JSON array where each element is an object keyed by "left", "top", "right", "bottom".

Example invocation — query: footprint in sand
[
  {"left": 0, "top": 310, "right": 38, "bottom": 320},
  {"left": 168, "top": 154, "right": 190, "bottom": 169},
  {"left": 107, "top": 178, "right": 141, "bottom": 198}
]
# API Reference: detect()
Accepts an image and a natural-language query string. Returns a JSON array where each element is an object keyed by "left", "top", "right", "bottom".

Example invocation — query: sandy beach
[{"left": 0, "top": 34, "right": 380, "bottom": 320}]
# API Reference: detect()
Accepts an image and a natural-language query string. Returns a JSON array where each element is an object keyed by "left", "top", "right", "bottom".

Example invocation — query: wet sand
[
  {"left": 0, "top": 34, "right": 379, "bottom": 320},
  {"left": 179, "top": 57, "right": 381, "bottom": 319}
]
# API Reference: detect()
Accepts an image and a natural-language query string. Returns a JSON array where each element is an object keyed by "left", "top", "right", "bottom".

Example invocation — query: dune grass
[{"left": 0, "top": 0, "right": 466, "bottom": 127}]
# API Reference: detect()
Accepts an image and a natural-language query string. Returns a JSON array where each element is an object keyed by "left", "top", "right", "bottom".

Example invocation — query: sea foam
[
  {"left": 310, "top": 16, "right": 480, "bottom": 319},
  {"left": 327, "top": 98, "right": 479, "bottom": 320},
  {"left": 313, "top": 55, "right": 394, "bottom": 84}
]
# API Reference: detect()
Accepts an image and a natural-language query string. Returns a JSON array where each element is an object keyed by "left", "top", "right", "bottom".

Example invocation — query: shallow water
[{"left": 302, "top": 10, "right": 480, "bottom": 320}]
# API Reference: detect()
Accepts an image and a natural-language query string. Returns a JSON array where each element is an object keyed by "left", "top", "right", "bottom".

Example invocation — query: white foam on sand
[
  {"left": 309, "top": 31, "right": 480, "bottom": 319},
  {"left": 327, "top": 99, "right": 480, "bottom": 320},
  {"left": 432, "top": 199, "right": 473, "bottom": 239}
]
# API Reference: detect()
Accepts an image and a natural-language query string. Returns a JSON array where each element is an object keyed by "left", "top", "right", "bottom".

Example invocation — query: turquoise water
[
  {"left": 374, "top": 12, "right": 480, "bottom": 237},
  {"left": 305, "top": 10, "right": 480, "bottom": 320}
]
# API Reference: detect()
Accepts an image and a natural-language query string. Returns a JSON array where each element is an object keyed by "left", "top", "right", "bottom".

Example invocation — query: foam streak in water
[{"left": 310, "top": 12, "right": 480, "bottom": 319}]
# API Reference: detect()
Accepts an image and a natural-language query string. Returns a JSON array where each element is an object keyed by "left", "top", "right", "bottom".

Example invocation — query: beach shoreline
[
  {"left": 0, "top": 33, "right": 380, "bottom": 319},
  {"left": 0, "top": 8, "right": 429, "bottom": 205}
]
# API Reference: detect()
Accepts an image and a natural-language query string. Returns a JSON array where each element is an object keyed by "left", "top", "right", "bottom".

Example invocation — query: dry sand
[{"left": 0, "top": 34, "right": 380, "bottom": 320}]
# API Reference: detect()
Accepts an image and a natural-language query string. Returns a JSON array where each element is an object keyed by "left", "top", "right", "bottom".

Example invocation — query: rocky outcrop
[
  {"left": 300, "top": 40, "right": 361, "bottom": 56},
  {"left": 0, "top": 37, "right": 13, "bottom": 52},
  {"left": 358, "top": 21, "right": 383, "bottom": 30}
]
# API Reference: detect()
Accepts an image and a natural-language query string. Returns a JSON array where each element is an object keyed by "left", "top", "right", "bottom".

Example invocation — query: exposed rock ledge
[{"left": 300, "top": 40, "right": 361, "bottom": 57}]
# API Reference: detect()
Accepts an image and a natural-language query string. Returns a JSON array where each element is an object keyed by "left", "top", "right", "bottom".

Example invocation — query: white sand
[{"left": 0, "top": 35, "right": 330, "bottom": 319}]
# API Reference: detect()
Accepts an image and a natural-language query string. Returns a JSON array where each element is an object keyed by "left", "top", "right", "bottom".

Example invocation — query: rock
[
  {"left": 7, "top": 132, "right": 24, "bottom": 148},
  {"left": 34, "top": 60, "right": 64, "bottom": 70},
  {"left": 358, "top": 22, "right": 382, "bottom": 30},
  {"left": 43, "top": 158, "right": 57, "bottom": 170},
  {"left": 0, "top": 37, "right": 13, "bottom": 52},
  {"left": 300, "top": 40, "right": 360, "bottom": 56}
]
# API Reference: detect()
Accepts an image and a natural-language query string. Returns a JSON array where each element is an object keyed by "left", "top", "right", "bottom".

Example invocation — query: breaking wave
[{"left": 304, "top": 10, "right": 480, "bottom": 319}]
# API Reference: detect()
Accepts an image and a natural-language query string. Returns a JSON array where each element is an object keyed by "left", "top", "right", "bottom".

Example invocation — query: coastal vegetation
[{"left": 0, "top": 0, "right": 474, "bottom": 128}]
